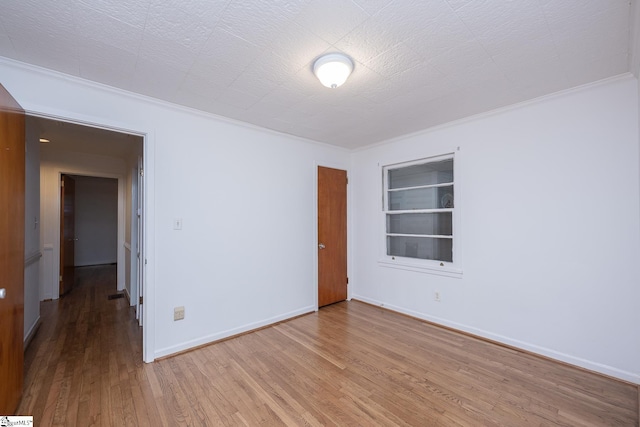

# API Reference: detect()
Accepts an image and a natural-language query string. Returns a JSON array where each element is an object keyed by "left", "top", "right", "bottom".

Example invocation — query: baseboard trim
[
  {"left": 75, "top": 262, "right": 118, "bottom": 267},
  {"left": 351, "top": 296, "right": 640, "bottom": 386},
  {"left": 154, "top": 306, "right": 316, "bottom": 360},
  {"left": 123, "top": 287, "right": 131, "bottom": 305},
  {"left": 23, "top": 316, "right": 41, "bottom": 350}
]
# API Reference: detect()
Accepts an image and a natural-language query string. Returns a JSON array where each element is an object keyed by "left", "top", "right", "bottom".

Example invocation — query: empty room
[{"left": 0, "top": 0, "right": 639, "bottom": 425}]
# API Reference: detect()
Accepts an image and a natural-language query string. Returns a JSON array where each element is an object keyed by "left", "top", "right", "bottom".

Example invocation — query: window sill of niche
[{"left": 378, "top": 259, "right": 463, "bottom": 278}]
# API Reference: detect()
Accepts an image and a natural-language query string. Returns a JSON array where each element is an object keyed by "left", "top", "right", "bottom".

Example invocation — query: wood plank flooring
[{"left": 18, "top": 265, "right": 639, "bottom": 425}]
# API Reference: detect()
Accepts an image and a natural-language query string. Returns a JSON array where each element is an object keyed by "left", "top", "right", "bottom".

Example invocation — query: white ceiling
[{"left": 0, "top": 0, "right": 634, "bottom": 149}]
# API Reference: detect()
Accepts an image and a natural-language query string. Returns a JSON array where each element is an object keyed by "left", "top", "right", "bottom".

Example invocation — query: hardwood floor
[{"left": 19, "top": 265, "right": 639, "bottom": 426}]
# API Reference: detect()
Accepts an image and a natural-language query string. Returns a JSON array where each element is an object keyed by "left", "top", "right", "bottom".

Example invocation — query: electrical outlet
[
  {"left": 434, "top": 291, "right": 441, "bottom": 302},
  {"left": 174, "top": 306, "right": 185, "bottom": 321}
]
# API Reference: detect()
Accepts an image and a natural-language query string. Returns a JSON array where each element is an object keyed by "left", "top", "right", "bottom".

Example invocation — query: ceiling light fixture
[
  {"left": 39, "top": 138, "right": 50, "bottom": 143},
  {"left": 313, "top": 53, "right": 353, "bottom": 89}
]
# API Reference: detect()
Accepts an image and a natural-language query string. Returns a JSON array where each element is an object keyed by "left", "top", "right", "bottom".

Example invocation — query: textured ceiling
[{"left": 0, "top": 0, "right": 633, "bottom": 149}]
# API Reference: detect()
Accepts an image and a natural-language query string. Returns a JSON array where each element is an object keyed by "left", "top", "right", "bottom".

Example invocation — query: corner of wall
[{"left": 630, "top": 0, "right": 640, "bottom": 77}]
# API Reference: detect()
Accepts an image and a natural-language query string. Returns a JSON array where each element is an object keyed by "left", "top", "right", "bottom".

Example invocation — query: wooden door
[
  {"left": 0, "top": 83, "right": 25, "bottom": 414},
  {"left": 59, "top": 174, "right": 76, "bottom": 296},
  {"left": 317, "top": 166, "right": 347, "bottom": 307}
]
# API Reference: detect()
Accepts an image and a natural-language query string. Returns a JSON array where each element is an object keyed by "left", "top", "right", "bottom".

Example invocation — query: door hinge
[
  {"left": 346, "top": 176, "right": 349, "bottom": 184},
  {"left": 346, "top": 277, "right": 349, "bottom": 284},
  {"left": 140, "top": 169, "right": 144, "bottom": 177},
  {"left": 59, "top": 275, "right": 62, "bottom": 281},
  {"left": 139, "top": 296, "right": 143, "bottom": 305},
  {"left": 61, "top": 180, "right": 64, "bottom": 187}
]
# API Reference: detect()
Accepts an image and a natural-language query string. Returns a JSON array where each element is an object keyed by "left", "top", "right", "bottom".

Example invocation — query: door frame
[
  {"left": 135, "top": 155, "right": 144, "bottom": 327},
  {"left": 130, "top": 160, "right": 140, "bottom": 323},
  {"left": 314, "top": 161, "right": 351, "bottom": 310},
  {"left": 59, "top": 174, "right": 76, "bottom": 297},
  {"left": 55, "top": 171, "right": 124, "bottom": 297},
  {"left": 27, "top": 109, "right": 155, "bottom": 363}
]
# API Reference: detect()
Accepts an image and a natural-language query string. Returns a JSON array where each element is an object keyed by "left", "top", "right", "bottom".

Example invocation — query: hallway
[{"left": 18, "top": 265, "right": 149, "bottom": 425}]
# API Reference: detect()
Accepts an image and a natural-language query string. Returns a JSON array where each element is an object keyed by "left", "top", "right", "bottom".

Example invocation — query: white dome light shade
[{"left": 313, "top": 53, "right": 354, "bottom": 88}]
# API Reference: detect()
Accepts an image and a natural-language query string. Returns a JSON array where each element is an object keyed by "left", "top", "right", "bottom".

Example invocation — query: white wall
[
  {"left": 73, "top": 175, "right": 118, "bottom": 266},
  {"left": 633, "top": 0, "right": 640, "bottom": 236},
  {"left": 24, "top": 116, "right": 40, "bottom": 344},
  {"left": 350, "top": 76, "right": 640, "bottom": 383},
  {"left": 631, "top": 0, "right": 640, "bottom": 78},
  {"left": 39, "top": 146, "right": 127, "bottom": 299},
  {"left": 0, "top": 58, "right": 349, "bottom": 361}
]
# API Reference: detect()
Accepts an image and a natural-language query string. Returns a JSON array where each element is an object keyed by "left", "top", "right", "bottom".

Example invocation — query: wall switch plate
[
  {"left": 434, "top": 291, "right": 441, "bottom": 302},
  {"left": 174, "top": 306, "right": 185, "bottom": 320},
  {"left": 173, "top": 218, "right": 182, "bottom": 230}
]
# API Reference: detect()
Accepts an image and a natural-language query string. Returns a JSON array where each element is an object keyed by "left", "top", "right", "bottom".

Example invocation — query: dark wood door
[
  {"left": 59, "top": 174, "right": 76, "bottom": 296},
  {"left": 317, "top": 166, "right": 347, "bottom": 307},
  {"left": 0, "top": 83, "right": 25, "bottom": 414}
]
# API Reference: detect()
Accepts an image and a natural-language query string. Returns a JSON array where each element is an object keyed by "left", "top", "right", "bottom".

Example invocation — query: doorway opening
[
  {"left": 59, "top": 174, "right": 119, "bottom": 297},
  {"left": 27, "top": 115, "right": 147, "bottom": 357}
]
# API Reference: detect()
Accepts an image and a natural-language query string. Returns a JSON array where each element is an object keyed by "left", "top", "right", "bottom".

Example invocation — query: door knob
[
  {"left": 318, "top": 243, "right": 326, "bottom": 249},
  {"left": 0, "top": 288, "right": 6, "bottom": 299}
]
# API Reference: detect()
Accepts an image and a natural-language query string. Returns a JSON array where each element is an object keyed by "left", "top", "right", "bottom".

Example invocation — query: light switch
[{"left": 173, "top": 218, "right": 182, "bottom": 230}]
